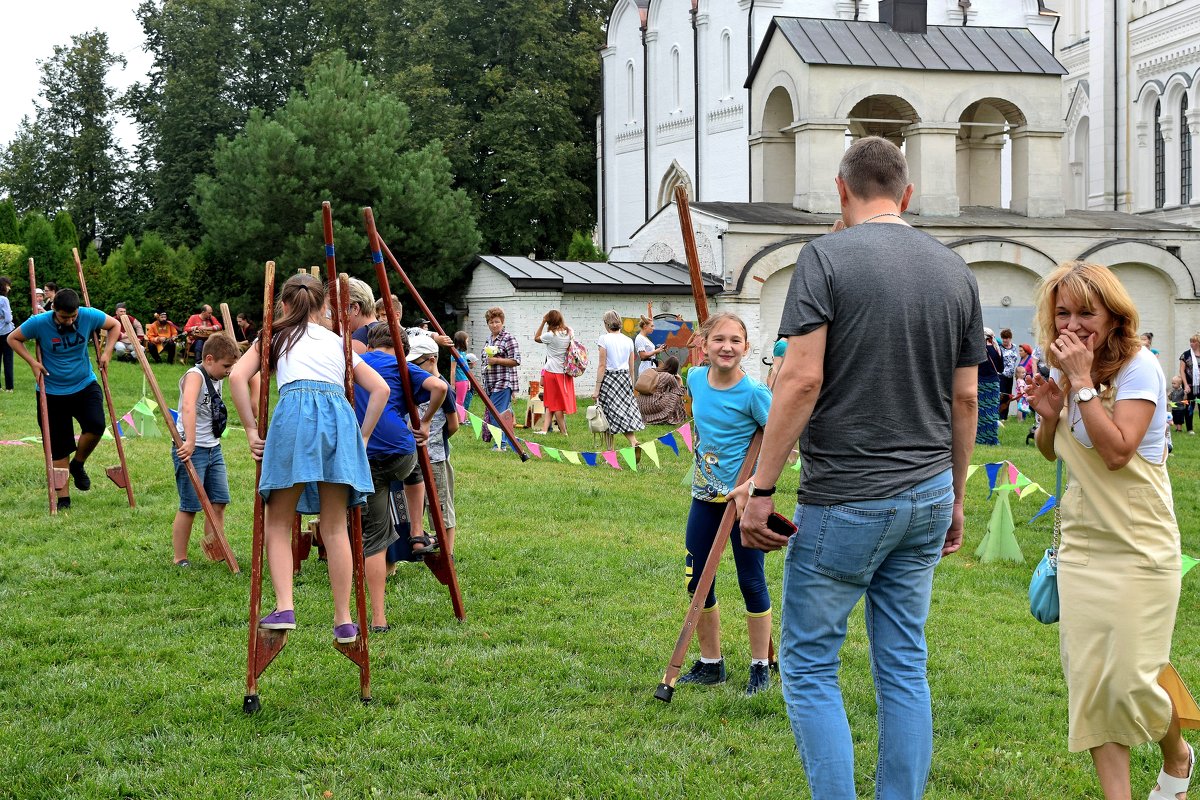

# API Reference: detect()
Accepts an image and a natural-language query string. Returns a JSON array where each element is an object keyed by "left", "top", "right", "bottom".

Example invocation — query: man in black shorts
[{"left": 7, "top": 289, "right": 120, "bottom": 509}]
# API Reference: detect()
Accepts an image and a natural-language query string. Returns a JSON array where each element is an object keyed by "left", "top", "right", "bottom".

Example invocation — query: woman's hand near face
[
  {"left": 1027, "top": 373, "right": 1065, "bottom": 419},
  {"left": 1051, "top": 329, "right": 1096, "bottom": 385}
]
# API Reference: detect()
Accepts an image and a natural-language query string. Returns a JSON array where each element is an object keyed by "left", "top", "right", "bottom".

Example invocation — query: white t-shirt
[
  {"left": 597, "top": 331, "right": 634, "bottom": 371},
  {"left": 635, "top": 333, "right": 656, "bottom": 375},
  {"left": 177, "top": 365, "right": 223, "bottom": 448},
  {"left": 275, "top": 323, "right": 362, "bottom": 387},
  {"left": 1052, "top": 347, "right": 1169, "bottom": 463},
  {"left": 542, "top": 329, "right": 571, "bottom": 374}
]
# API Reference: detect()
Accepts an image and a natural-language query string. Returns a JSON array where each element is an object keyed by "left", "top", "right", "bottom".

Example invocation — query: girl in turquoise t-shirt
[{"left": 678, "top": 312, "right": 774, "bottom": 696}]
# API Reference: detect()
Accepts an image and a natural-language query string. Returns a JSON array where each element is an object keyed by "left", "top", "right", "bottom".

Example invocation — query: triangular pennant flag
[
  {"left": 966, "top": 464, "right": 980, "bottom": 482},
  {"left": 581, "top": 452, "right": 598, "bottom": 467},
  {"left": 641, "top": 440, "right": 660, "bottom": 468},
  {"left": 1183, "top": 554, "right": 1199, "bottom": 578},
  {"left": 791, "top": 457, "right": 802, "bottom": 472},
  {"left": 1021, "top": 482, "right": 1046, "bottom": 499},
  {"left": 1028, "top": 495, "right": 1056, "bottom": 523},
  {"left": 602, "top": 451, "right": 621, "bottom": 469},
  {"left": 678, "top": 423, "right": 693, "bottom": 452},
  {"left": 563, "top": 450, "right": 580, "bottom": 465},
  {"left": 487, "top": 424, "right": 504, "bottom": 443},
  {"left": 122, "top": 412, "right": 137, "bottom": 432},
  {"left": 167, "top": 407, "right": 179, "bottom": 423},
  {"left": 1007, "top": 463, "right": 1019, "bottom": 487},
  {"left": 657, "top": 433, "right": 679, "bottom": 456},
  {"left": 545, "top": 447, "right": 562, "bottom": 462},
  {"left": 468, "top": 412, "right": 483, "bottom": 437},
  {"left": 1015, "top": 471, "right": 1032, "bottom": 489},
  {"left": 983, "top": 462, "right": 1002, "bottom": 497},
  {"left": 102, "top": 428, "right": 114, "bottom": 440},
  {"left": 526, "top": 441, "right": 542, "bottom": 458}
]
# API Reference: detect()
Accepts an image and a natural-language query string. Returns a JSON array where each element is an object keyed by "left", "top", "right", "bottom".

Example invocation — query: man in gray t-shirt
[{"left": 733, "top": 136, "right": 983, "bottom": 799}]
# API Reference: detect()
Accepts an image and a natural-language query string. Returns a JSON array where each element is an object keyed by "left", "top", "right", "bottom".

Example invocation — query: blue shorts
[{"left": 173, "top": 444, "right": 231, "bottom": 512}]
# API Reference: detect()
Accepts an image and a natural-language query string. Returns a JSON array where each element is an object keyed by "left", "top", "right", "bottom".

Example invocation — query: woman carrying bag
[
  {"left": 1028, "top": 261, "right": 1197, "bottom": 800},
  {"left": 534, "top": 310, "right": 576, "bottom": 435}
]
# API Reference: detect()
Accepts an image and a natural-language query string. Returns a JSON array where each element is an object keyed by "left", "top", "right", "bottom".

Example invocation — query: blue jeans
[{"left": 781, "top": 469, "right": 953, "bottom": 800}]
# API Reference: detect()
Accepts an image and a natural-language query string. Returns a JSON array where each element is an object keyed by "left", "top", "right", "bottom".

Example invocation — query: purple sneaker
[
  {"left": 333, "top": 623, "right": 359, "bottom": 644},
  {"left": 259, "top": 609, "right": 296, "bottom": 630}
]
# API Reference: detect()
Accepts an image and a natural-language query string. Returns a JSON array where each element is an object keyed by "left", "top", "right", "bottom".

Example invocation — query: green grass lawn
[{"left": 0, "top": 363, "right": 1198, "bottom": 798}]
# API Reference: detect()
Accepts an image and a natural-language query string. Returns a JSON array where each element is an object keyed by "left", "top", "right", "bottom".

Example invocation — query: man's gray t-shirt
[{"left": 778, "top": 223, "right": 985, "bottom": 505}]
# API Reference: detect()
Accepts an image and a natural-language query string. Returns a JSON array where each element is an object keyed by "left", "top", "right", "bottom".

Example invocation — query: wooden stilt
[
  {"left": 73, "top": 248, "right": 135, "bottom": 507},
  {"left": 244, "top": 261, "right": 282, "bottom": 715},
  {"left": 27, "top": 259, "right": 62, "bottom": 514},
  {"left": 120, "top": 314, "right": 238, "bottom": 571},
  {"left": 365, "top": 207, "right": 465, "bottom": 620}
]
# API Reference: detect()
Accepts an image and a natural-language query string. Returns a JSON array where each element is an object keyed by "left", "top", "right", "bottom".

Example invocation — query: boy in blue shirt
[
  {"left": 352, "top": 323, "right": 446, "bottom": 632},
  {"left": 8, "top": 289, "right": 120, "bottom": 510}
]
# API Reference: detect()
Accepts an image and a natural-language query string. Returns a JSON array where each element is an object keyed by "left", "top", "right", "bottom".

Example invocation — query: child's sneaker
[
  {"left": 745, "top": 662, "right": 771, "bottom": 696},
  {"left": 259, "top": 609, "right": 296, "bottom": 630},
  {"left": 333, "top": 623, "right": 359, "bottom": 644},
  {"left": 677, "top": 658, "right": 726, "bottom": 685}
]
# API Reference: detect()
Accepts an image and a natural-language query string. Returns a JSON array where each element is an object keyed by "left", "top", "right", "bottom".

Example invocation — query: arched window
[
  {"left": 671, "top": 47, "right": 681, "bottom": 110},
  {"left": 626, "top": 62, "right": 636, "bottom": 122},
  {"left": 1155, "top": 99, "right": 1165, "bottom": 208},
  {"left": 1182, "top": 94, "right": 1192, "bottom": 205},
  {"left": 721, "top": 31, "right": 732, "bottom": 97}
]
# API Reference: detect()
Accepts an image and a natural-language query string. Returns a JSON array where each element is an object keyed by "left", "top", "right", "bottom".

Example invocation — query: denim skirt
[{"left": 259, "top": 379, "right": 373, "bottom": 514}]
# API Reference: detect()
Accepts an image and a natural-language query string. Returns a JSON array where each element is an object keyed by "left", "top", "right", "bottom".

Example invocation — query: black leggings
[
  {"left": 685, "top": 498, "right": 771, "bottom": 615},
  {"left": 0, "top": 335, "right": 12, "bottom": 390}
]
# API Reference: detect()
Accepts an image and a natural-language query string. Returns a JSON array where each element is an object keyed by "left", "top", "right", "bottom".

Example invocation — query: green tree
[
  {"left": 20, "top": 214, "right": 67, "bottom": 287},
  {"left": 0, "top": 199, "right": 19, "bottom": 243},
  {"left": 376, "top": 0, "right": 605, "bottom": 258},
  {"left": 194, "top": 53, "right": 479, "bottom": 306},
  {"left": 0, "top": 117, "right": 66, "bottom": 217},
  {"left": 565, "top": 230, "right": 607, "bottom": 262},
  {"left": 53, "top": 210, "right": 79, "bottom": 251},
  {"left": 36, "top": 31, "right": 129, "bottom": 251}
]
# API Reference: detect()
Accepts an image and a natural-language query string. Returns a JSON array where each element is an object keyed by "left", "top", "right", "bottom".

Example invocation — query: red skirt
[{"left": 541, "top": 370, "right": 577, "bottom": 414}]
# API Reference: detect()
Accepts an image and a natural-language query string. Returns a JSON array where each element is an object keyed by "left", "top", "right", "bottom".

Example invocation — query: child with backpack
[
  {"left": 677, "top": 312, "right": 775, "bottom": 696},
  {"left": 406, "top": 335, "right": 461, "bottom": 552},
  {"left": 171, "top": 333, "right": 240, "bottom": 567},
  {"left": 229, "top": 273, "right": 390, "bottom": 644}
]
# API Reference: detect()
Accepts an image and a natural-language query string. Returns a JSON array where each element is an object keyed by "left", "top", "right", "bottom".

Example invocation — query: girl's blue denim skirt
[{"left": 259, "top": 379, "right": 373, "bottom": 513}]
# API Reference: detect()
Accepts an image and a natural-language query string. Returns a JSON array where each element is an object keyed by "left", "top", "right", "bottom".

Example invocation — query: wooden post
[
  {"left": 244, "top": 261, "right": 284, "bottom": 715},
  {"left": 365, "top": 206, "right": 466, "bottom": 620},
  {"left": 27, "top": 258, "right": 65, "bottom": 514},
  {"left": 120, "top": 315, "right": 238, "bottom": 571},
  {"left": 73, "top": 248, "right": 135, "bottom": 506}
]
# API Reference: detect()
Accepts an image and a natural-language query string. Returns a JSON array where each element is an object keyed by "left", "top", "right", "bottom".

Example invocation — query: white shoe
[{"left": 1149, "top": 743, "right": 1194, "bottom": 800}]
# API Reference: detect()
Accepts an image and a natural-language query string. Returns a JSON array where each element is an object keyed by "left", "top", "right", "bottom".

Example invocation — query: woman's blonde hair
[
  {"left": 638, "top": 315, "right": 652, "bottom": 331},
  {"left": 602, "top": 310, "right": 621, "bottom": 331},
  {"left": 1035, "top": 261, "right": 1141, "bottom": 389},
  {"left": 345, "top": 278, "right": 375, "bottom": 318}
]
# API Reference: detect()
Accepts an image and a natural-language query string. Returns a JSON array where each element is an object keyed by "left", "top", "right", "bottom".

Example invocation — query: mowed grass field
[{"left": 0, "top": 361, "right": 1198, "bottom": 799}]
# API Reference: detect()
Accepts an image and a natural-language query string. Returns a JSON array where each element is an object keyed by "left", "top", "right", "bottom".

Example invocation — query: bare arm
[
  {"left": 98, "top": 315, "right": 119, "bottom": 369},
  {"left": 177, "top": 372, "right": 202, "bottom": 461},
  {"left": 533, "top": 320, "right": 545, "bottom": 344},
  {"left": 945, "top": 366, "right": 979, "bottom": 556},
  {"left": 627, "top": 347, "right": 637, "bottom": 374},
  {"left": 229, "top": 346, "right": 263, "bottom": 459},
  {"left": 734, "top": 328, "right": 828, "bottom": 551},
  {"left": 8, "top": 327, "right": 46, "bottom": 378},
  {"left": 1181, "top": 358, "right": 1191, "bottom": 393},
  {"left": 593, "top": 344, "right": 608, "bottom": 398}
]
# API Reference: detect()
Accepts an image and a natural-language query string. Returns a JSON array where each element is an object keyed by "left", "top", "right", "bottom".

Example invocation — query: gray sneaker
[
  {"left": 745, "top": 662, "right": 771, "bottom": 696},
  {"left": 677, "top": 658, "right": 727, "bottom": 685}
]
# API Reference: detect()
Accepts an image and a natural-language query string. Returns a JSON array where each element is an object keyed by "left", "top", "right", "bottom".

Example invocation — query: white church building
[{"left": 464, "top": 0, "right": 1200, "bottom": 388}]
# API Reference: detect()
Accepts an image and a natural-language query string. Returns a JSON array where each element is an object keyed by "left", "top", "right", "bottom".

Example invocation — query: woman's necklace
[{"left": 859, "top": 212, "right": 904, "bottom": 224}]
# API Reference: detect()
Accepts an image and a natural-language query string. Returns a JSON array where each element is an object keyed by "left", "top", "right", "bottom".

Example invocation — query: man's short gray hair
[{"left": 838, "top": 136, "right": 909, "bottom": 203}]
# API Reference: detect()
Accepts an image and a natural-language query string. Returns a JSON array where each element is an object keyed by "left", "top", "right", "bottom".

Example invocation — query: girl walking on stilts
[{"left": 230, "top": 273, "right": 389, "bottom": 642}]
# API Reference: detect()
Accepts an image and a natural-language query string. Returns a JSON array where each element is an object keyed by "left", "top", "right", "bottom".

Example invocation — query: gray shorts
[
  {"left": 392, "top": 459, "right": 456, "bottom": 530},
  {"left": 363, "top": 452, "right": 419, "bottom": 557}
]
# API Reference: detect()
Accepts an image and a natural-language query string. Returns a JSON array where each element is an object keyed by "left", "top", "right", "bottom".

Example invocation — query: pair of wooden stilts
[{"left": 243, "top": 204, "right": 528, "bottom": 712}]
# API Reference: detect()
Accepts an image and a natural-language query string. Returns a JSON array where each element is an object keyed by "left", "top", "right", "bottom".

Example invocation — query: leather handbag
[
  {"left": 1029, "top": 460, "right": 1064, "bottom": 624},
  {"left": 586, "top": 403, "right": 609, "bottom": 433}
]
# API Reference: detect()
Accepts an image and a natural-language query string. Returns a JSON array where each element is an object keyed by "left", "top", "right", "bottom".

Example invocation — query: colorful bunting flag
[
  {"left": 1028, "top": 495, "right": 1056, "bottom": 523},
  {"left": 657, "top": 433, "right": 679, "bottom": 456},
  {"left": 546, "top": 447, "right": 562, "bottom": 462},
  {"left": 965, "top": 464, "right": 980, "bottom": 482},
  {"left": 563, "top": 450, "right": 580, "bottom": 465},
  {"left": 526, "top": 441, "right": 542, "bottom": 458},
  {"left": 468, "top": 411, "right": 483, "bottom": 437},
  {"left": 975, "top": 487, "right": 1024, "bottom": 563},
  {"left": 678, "top": 423, "right": 693, "bottom": 452},
  {"left": 602, "top": 451, "right": 620, "bottom": 469},
  {"left": 487, "top": 424, "right": 504, "bottom": 443},
  {"left": 581, "top": 452, "right": 597, "bottom": 467},
  {"left": 983, "top": 463, "right": 1002, "bottom": 497},
  {"left": 641, "top": 440, "right": 660, "bottom": 468},
  {"left": 1184, "top": 554, "right": 1198, "bottom": 578}
]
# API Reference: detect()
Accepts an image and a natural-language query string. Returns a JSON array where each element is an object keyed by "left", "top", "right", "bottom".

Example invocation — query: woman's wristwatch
[{"left": 748, "top": 480, "right": 776, "bottom": 497}]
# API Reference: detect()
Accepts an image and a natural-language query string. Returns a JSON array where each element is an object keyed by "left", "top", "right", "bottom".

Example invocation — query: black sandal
[{"left": 409, "top": 534, "right": 438, "bottom": 555}]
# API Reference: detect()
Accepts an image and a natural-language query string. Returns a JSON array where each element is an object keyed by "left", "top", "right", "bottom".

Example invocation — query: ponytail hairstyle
[
  {"left": 270, "top": 273, "right": 326, "bottom": 365},
  {"left": 602, "top": 309, "right": 621, "bottom": 331},
  {"left": 638, "top": 315, "right": 653, "bottom": 332},
  {"left": 543, "top": 309, "right": 566, "bottom": 332}
]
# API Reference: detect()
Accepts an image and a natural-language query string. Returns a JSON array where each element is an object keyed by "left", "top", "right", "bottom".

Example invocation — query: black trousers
[
  {"left": 0, "top": 335, "right": 13, "bottom": 389},
  {"left": 149, "top": 339, "right": 177, "bottom": 364}
]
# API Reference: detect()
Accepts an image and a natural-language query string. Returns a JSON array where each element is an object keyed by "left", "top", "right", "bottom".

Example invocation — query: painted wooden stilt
[{"left": 27, "top": 259, "right": 65, "bottom": 514}]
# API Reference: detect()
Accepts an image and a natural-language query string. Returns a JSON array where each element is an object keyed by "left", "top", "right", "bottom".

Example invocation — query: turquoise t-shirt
[
  {"left": 19, "top": 307, "right": 107, "bottom": 395},
  {"left": 686, "top": 366, "right": 772, "bottom": 501}
]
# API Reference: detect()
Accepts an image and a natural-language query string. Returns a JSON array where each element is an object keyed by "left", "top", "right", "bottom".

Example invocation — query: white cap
[{"left": 406, "top": 334, "right": 439, "bottom": 362}]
